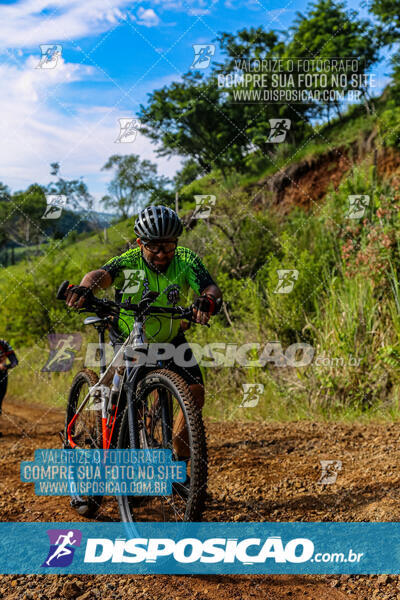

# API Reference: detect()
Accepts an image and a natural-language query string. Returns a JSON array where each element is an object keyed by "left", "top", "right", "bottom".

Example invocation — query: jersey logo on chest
[{"left": 164, "top": 284, "right": 181, "bottom": 305}]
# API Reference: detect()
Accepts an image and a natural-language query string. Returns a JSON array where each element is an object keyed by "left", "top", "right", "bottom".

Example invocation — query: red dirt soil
[
  {"left": 1, "top": 399, "right": 400, "bottom": 599},
  {"left": 249, "top": 139, "right": 400, "bottom": 216}
]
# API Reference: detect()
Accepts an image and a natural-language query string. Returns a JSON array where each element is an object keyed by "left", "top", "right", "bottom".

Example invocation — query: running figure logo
[
  {"left": 122, "top": 269, "right": 146, "bottom": 294},
  {"left": 42, "top": 195, "right": 67, "bottom": 220},
  {"left": 193, "top": 195, "right": 216, "bottom": 219},
  {"left": 318, "top": 460, "right": 342, "bottom": 485},
  {"left": 274, "top": 269, "right": 299, "bottom": 294},
  {"left": 191, "top": 44, "right": 215, "bottom": 69},
  {"left": 41, "top": 333, "right": 82, "bottom": 372},
  {"left": 36, "top": 44, "right": 62, "bottom": 69},
  {"left": 240, "top": 384, "right": 264, "bottom": 408},
  {"left": 42, "top": 529, "right": 82, "bottom": 567},
  {"left": 115, "top": 118, "right": 141, "bottom": 143},
  {"left": 267, "top": 119, "right": 291, "bottom": 143},
  {"left": 346, "top": 195, "right": 370, "bottom": 219}
]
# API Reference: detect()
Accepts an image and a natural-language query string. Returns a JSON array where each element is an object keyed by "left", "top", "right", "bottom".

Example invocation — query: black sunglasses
[{"left": 143, "top": 241, "right": 177, "bottom": 254}]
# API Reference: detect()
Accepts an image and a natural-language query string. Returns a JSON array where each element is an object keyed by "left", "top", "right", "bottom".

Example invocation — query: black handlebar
[{"left": 56, "top": 280, "right": 196, "bottom": 322}]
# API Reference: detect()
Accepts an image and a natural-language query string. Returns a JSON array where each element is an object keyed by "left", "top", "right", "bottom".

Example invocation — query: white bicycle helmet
[{"left": 134, "top": 205, "right": 183, "bottom": 240}]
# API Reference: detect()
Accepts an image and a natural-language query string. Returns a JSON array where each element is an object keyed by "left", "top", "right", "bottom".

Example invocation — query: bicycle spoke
[
  {"left": 117, "top": 370, "right": 207, "bottom": 523},
  {"left": 65, "top": 370, "right": 103, "bottom": 518}
]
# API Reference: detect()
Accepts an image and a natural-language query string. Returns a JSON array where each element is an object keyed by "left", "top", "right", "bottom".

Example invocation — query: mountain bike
[{"left": 56, "top": 280, "right": 208, "bottom": 522}]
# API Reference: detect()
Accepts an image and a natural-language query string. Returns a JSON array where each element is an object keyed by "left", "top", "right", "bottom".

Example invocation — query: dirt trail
[
  {"left": 250, "top": 141, "right": 400, "bottom": 215},
  {"left": 1, "top": 398, "right": 400, "bottom": 599}
]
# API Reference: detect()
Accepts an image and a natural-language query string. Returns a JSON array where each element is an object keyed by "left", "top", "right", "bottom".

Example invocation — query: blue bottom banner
[{"left": 0, "top": 522, "right": 398, "bottom": 574}]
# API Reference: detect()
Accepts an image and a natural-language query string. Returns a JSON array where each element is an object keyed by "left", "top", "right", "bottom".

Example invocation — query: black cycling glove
[
  {"left": 68, "top": 285, "right": 93, "bottom": 303},
  {"left": 194, "top": 293, "right": 222, "bottom": 315}
]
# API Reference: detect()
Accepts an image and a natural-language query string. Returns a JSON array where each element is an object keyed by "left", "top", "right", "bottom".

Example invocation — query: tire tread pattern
[{"left": 119, "top": 369, "right": 208, "bottom": 521}]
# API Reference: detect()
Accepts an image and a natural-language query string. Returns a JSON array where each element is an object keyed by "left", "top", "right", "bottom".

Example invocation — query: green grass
[
  {"left": 7, "top": 329, "right": 99, "bottom": 410},
  {"left": 9, "top": 341, "right": 400, "bottom": 423},
  {"left": 0, "top": 218, "right": 132, "bottom": 289},
  {"left": 239, "top": 111, "right": 377, "bottom": 188},
  {"left": 0, "top": 218, "right": 134, "bottom": 347},
  {"left": 3, "top": 93, "right": 400, "bottom": 422},
  {"left": 176, "top": 103, "right": 378, "bottom": 196}
]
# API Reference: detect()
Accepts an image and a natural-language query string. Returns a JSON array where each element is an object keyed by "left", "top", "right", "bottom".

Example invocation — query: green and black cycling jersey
[{"left": 100, "top": 246, "right": 215, "bottom": 343}]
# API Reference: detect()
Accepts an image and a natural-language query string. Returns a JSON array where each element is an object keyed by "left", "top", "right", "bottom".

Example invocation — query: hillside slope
[{"left": 2, "top": 107, "right": 400, "bottom": 419}]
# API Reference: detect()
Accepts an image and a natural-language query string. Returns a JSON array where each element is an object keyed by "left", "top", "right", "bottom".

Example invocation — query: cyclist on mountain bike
[{"left": 65, "top": 205, "right": 222, "bottom": 458}]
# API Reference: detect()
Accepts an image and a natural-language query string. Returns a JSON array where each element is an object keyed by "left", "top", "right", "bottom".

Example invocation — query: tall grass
[{"left": 4, "top": 157, "right": 400, "bottom": 422}]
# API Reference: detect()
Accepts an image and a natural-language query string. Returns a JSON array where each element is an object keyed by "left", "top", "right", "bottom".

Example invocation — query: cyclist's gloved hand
[
  {"left": 66, "top": 285, "right": 92, "bottom": 310},
  {"left": 192, "top": 294, "right": 220, "bottom": 325}
]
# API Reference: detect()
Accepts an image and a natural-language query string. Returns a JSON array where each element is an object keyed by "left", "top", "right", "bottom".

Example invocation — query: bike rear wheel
[
  {"left": 117, "top": 369, "right": 207, "bottom": 522},
  {"left": 65, "top": 369, "right": 103, "bottom": 517}
]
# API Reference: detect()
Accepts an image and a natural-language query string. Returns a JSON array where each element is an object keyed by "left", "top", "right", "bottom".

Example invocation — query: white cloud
[
  {"left": 224, "top": 0, "right": 262, "bottom": 9},
  {"left": 4, "top": 54, "right": 95, "bottom": 102},
  {"left": 0, "top": 0, "right": 217, "bottom": 49},
  {"left": 0, "top": 58, "right": 182, "bottom": 202},
  {"left": 0, "top": 0, "right": 135, "bottom": 49},
  {"left": 150, "top": 0, "right": 215, "bottom": 14},
  {"left": 188, "top": 8, "right": 211, "bottom": 16},
  {"left": 0, "top": 0, "right": 215, "bottom": 203},
  {"left": 135, "top": 7, "right": 160, "bottom": 27}
]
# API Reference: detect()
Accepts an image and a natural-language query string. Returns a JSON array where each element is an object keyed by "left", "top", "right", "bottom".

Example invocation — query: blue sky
[{"left": 0, "top": 0, "right": 391, "bottom": 208}]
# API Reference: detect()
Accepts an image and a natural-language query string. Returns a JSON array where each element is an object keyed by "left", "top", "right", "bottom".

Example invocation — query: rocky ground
[{"left": 1, "top": 398, "right": 400, "bottom": 599}]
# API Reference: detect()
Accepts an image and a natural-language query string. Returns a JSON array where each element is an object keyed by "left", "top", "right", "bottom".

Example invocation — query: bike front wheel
[
  {"left": 117, "top": 369, "right": 207, "bottom": 522},
  {"left": 65, "top": 369, "right": 103, "bottom": 518}
]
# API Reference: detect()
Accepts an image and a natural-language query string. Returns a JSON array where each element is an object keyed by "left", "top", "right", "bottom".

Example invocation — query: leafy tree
[
  {"left": 214, "top": 26, "right": 313, "bottom": 165},
  {"left": 139, "top": 26, "right": 316, "bottom": 181},
  {"left": 0, "top": 204, "right": 9, "bottom": 254},
  {"left": 289, "top": 0, "right": 380, "bottom": 119},
  {"left": 138, "top": 71, "right": 252, "bottom": 178},
  {"left": 369, "top": 0, "right": 400, "bottom": 101},
  {"left": 47, "top": 162, "right": 94, "bottom": 212},
  {"left": 0, "top": 183, "right": 11, "bottom": 202},
  {"left": 6, "top": 184, "right": 47, "bottom": 246},
  {"left": 370, "top": 0, "right": 400, "bottom": 45},
  {"left": 101, "top": 154, "right": 168, "bottom": 218},
  {"left": 215, "top": 26, "right": 284, "bottom": 70},
  {"left": 173, "top": 159, "right": 203, "bottom": 189},
  {"left": 0, "top": 183, "right": 12, "bottom": 252},
  {"left": 46, "top": 163, "right": 101, "bottom": 238},
  {"left": 0, "top": 176, "right": 97, "bottom": 256},
  {"left": 147, "top": 175, "right": 175, "bottom": 207}
]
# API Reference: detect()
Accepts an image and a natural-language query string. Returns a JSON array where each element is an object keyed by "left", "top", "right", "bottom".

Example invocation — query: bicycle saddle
[{"left": 83, "top": 316, "right": 108, "bottom": 326}]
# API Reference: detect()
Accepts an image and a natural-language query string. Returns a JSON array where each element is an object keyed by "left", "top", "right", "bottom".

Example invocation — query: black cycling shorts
[{"left": 109, "top": 328, "right": 203, "bottom": 387}]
